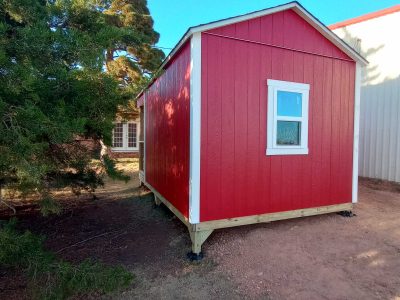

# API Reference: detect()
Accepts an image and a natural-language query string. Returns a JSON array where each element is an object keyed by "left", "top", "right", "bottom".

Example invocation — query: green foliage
[
  {"left": 0, "top": 218, "right": 53, "bottom": 271},
  {"left": 103, "top": 155, "right": 130, "bottom": 182},
  {"left": 0, "top": 0, "right": 162, "bottom": 210},
  {"left": 0, "top": 219, "right": 134, "bottom": 299},
  {"left": 104, "top": 0, "right": 165, "bottom": 92},
  {"left": 40, "top": 195, "right": 62, "bottom": 217}
]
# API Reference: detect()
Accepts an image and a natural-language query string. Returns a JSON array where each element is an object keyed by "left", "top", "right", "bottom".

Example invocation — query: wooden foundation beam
[
  {"left": 189, "top": 229, "right": 214, "bottom": 254},
  {"left": 154, "top": 194, "right": 161, "bottom": 206},
  {"left": 144, "top": 181, "right": 353, "bottom": 258},
  {"left": 193, "top": 203, "right": 353, "bottom": 232},
  {"left": 145, "top": 182, "right": 190, "bottom": 228}
]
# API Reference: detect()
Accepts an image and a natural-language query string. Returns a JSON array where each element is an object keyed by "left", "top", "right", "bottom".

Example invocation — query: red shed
[{"left": 137, "top": 2, "right": 367, "bottom": 258}]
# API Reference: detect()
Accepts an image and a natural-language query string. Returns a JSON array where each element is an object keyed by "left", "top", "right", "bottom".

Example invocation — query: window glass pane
[
  {"left": 112, "top": 123, "right": 123, "bottom": 147},
  {"left": 128, "top": 123, "right": 137, "bottom": 148},
  {"left": 277, "top": 91, "right": 302, "bottom": 117},
  {"left": 277, "top": 121, "right": 301, "bottom": 145}
]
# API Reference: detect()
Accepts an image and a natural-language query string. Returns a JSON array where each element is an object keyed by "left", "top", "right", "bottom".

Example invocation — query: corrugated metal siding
[
  {"left": 334, "top": 11, "right": 400, "bottom": 182},
  {"left": 200, "top": 10, "right": 355, "bottom": 222},
  {"left": 145, "top": 42, "right": 191, "bottom": 217},
  {"left": 359, "top": 78, "right": 400, "bottom": 181}
]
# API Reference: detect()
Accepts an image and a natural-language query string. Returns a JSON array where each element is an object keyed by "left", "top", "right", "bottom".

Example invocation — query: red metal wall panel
[
  {"left": 145, "top": 42, "right": 190, "bottom": 218},
  {"left": 200, "top": 9, "right": 356, "bottom": 222}
]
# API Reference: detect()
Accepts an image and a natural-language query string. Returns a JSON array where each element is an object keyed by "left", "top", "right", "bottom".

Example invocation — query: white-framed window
[
  {"left": 266, "top": 79, "right": 310, "bottom": 156},
  {"left": 112, "top": 121, "right": 139, "bottom": 151}
]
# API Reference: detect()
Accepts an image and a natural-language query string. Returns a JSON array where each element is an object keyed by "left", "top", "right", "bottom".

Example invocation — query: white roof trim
[
  {"left": 138, "top": 1, "right": 367, "bottom": 98},
  {"left": 291, "top": 4, "right": 367, "bottom": 65}
]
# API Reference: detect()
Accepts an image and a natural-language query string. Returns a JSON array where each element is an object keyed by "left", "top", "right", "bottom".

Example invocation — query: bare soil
[{"left": 1, "top": 164, "right": 400, "bottom": 299}]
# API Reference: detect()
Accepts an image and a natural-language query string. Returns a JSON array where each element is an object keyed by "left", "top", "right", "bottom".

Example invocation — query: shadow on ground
[{"left": 1, "top": 162, "right": 400, "bottom": 299}]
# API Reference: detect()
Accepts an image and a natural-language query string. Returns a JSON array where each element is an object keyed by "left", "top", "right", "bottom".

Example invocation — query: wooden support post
[
  {"left": 154, "top": 194, "right": 161, "bottom": 206},
  {"left": 189, "top": 229, "right": 213, "bottom": 255}
]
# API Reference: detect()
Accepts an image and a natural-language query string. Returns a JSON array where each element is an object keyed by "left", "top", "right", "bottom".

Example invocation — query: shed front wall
[
  {"left": 145, "top": 41, "right": 191, "bottom": 218},
  {"left": 200, "top": 10, "right": 356, "bottom": 222}
]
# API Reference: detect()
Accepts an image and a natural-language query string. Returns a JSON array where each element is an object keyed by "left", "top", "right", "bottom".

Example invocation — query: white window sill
[
  {"left": 266, "top": 148, "right": 309, "bottom": 156},
  {"left": 111, "top": 148, "right": 139, "bottom": 152}
]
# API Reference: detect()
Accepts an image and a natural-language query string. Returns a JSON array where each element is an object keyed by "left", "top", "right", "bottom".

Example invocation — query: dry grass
[{"left": 0, "top": 158, "right": 139, "bottom": 217}]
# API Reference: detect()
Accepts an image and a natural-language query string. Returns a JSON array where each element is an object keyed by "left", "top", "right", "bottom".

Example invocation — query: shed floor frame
[{"left": 144, "top": 181, "right": 353, "bottom": 255}]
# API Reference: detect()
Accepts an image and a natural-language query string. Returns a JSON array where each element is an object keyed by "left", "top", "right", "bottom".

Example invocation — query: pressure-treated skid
[
  {"left": 151, "top": 187, "right": 353, "bottom": 257},
  {"left": 153, "top": 192, "right": 213, "bottom": 256}
]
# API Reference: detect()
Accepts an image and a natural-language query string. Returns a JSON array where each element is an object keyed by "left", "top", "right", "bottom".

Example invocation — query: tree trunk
[
  {"left": 99, "top": 139, "right": 108, "bottom": 163},
  {"left": 105, "top": 49, "right": 114, "bottom": 72}
]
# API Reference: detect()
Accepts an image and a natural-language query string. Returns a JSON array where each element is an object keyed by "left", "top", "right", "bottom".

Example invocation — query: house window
[
  {"left": 128, "top": 123, "right": 137, "bottom": 148},
  {"left": 112, "top": 123, "right": 124, "bottom": 148},
  {"left": 112, "top": 121, "right": 139, "bottom": 151},
  {"left": 266, "top": 79, "right": 310, "bottom": 156}
]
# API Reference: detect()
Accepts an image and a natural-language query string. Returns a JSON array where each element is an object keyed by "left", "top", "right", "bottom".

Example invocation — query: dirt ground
[{"left": 1, "top": 160, "right": 400, "bottom": 299}]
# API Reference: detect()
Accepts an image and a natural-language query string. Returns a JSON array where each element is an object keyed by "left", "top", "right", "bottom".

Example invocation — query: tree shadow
[{"left": 338, "top": 27, "right": 384, "bottom": 85}]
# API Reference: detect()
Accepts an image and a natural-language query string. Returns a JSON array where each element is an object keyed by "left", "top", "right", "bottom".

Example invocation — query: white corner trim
[
  {"left": 189, "top": 32, "right": 201, "bottom": 224},
  {"left": 352, "top": 62, "right": 362, "bottom": 203},
  {"left": 139, "top": 91, "right": 147, "bottom": 182},
  {"left": 266, "top": 79, "right": 310, "bottom": 156},
  {"left": 143, "top": 91, "right": 147, "bottom": 183}
]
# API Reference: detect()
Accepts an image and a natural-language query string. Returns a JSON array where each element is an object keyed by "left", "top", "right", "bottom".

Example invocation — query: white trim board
[
  {"left": 143, "top": 91, "right": 147, "bottom": 183},
  {"left": 266, "top": 79, "right": 310, "bottom": 156},
  {"left": 189, "top": 33, "right": 202, "bottom": 224},
  {"left": 352, "top": 62, "right": 362, "bottom": 203}
]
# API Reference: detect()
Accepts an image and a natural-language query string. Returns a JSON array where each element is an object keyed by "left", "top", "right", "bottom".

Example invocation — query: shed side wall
[
  {"left": 200, "top": 11, "right": 356, "bottom": 222},
  {"left": 145, "top": 42, "right": 191, "bottom": 218}
]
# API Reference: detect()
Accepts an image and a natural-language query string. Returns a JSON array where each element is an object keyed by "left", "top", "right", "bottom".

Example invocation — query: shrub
[{"left": 0, "top": 219, "right": 133, "bottom": 299}]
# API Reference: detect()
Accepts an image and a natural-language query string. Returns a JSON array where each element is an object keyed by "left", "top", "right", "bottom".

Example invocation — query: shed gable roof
[
  {"left": 163, "top": 1, "right": 367, "bottom": 69},
  {"left": 137, "top": 1, "right": 367, "bottom": 100}
]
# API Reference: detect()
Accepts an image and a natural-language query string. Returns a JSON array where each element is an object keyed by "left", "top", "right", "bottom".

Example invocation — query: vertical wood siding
[
  {"left": 200, "top": 10, "right": 356, "bottom": 222},
  {"left": 145, "top": 42, "right": 191, "bottom": 218}
]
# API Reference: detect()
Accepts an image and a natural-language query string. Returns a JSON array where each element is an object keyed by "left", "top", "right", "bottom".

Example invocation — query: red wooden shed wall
[
  {"left": 145, "top": 41, "right": 191, "bottom": 218},
  {"left": 200, "top": 9, "right": 356, "bottom": 222}
]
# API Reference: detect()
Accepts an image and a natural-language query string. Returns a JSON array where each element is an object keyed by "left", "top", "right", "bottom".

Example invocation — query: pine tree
[
  {"left": 104, "top": 0, "right": 165, "bottom": 94},
  {"left": 0, "top": 0, "right": 163, "bottom": 213}
]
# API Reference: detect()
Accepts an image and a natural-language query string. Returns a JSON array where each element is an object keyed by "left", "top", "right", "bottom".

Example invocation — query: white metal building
[{"left": 331, "top": 5, "right": 400, "bottom": 182}]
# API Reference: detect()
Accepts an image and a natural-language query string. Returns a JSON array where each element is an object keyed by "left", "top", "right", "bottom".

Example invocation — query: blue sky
[{"left": 147, "top": 0, "right": 399, "bottom": 54}]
